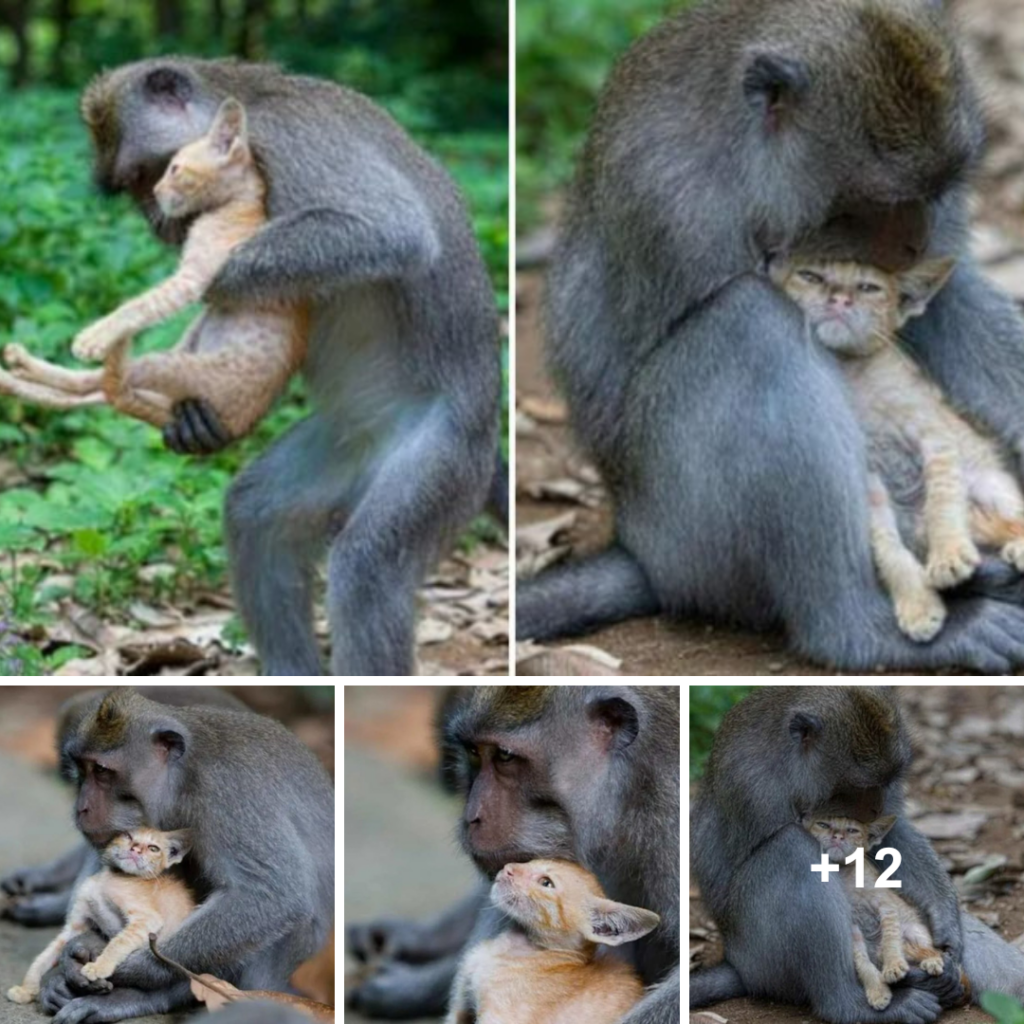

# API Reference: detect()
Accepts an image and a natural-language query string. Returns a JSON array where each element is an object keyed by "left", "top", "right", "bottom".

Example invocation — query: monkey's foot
[
  {"left": 866, "top": 983, "right": 892, "bottom": 1010},
  {"left": 919, "top": 956, "right": 945, "bottom": 976},
  {"left": 7, "top": 985, "right": 37, "bottom": 1004},
  {"left": 1001, "top": 540, "right": 1024, "bottom": 573},
  {"left": 895, "top": 590, "right": 946, "bottom": 643},
  {"left": 926, "top": 542, "right": 981, "bottom": 590},
  {"left": 882, "top": 958, "right": 910, "bottom": 984}
]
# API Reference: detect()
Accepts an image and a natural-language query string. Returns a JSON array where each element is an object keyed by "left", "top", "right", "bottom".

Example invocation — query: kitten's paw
[
  {"left": 919, "top": 956, "right": 945, "bottom": 976},
  {"left": 1000, "top": 539, "right": 1024, "bottom": 573},
  {"left": 896, "top": 589, "right": 946, "bottom": 642},
  {"left": 72, "top": 323, "right": 120, "bottom": 362},
  {"left": 79, "top": 963, "right": 109, "bottom": 982},
  {"left": 867, "top": 983, "right": 892, "bottom": 1010},
  {"left": 3, "top": 343, "right": 28, "bottom": 369},
  {"left": 927, "top": 542, "right": 981, "bottom": 589},
  {"left": 7, "top": 985, "right": 37, "bottom": 1004},
  {"left": 882, "top": 958, "right": 910, "bottom": 984}
]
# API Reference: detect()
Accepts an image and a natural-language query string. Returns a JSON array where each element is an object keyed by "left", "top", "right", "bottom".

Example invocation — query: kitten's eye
[
  {"left": 169, "top": 164, "right": 180, "bottom": 177},
  {"left": 495, "top": 748, "right": 515, "bottom": 764},
  {"left": 816, "top": 822, "right": 830, "bottom": 829},
  {"left": 539, "top": 877, "right": 554, "bottom": 888},
  {"left": 798, "top": 270, "right": 825, "bottom": 285},
  {"left": 857, "top": 282, "right": 883, "bottom": 294},
  {"left": 847, "top": 827, "right": 860, "bottom": 834},
  {"left": 148, "top": 845, "right": 159, "bottom": 853}
]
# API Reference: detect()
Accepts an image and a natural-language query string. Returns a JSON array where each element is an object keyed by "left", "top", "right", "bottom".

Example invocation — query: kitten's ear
[
  {"left": 164, "top": 829, "right": 192, "bottom": 866},
  {"left": 896, "top": 258, "right": 956, "bottom": 325},
  {"left": 868, "top": 815, "right": 897, "bottom": 844},
  {"left": 584, "top": 898, "right": 661, "bottom": 946},
  {"left": 208, "top": 97, "right": 248, "bottom": 158},
  {"left": 767, "top": 254, "right": 790, "bottom": 285}
]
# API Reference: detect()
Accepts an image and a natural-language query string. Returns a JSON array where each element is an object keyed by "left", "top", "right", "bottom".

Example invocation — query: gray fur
[
  {"left": 88, "top": 57, "right": 503, "bottom": 676},
  {"left": 690, "top": 686, "right": 1024, "bottom": 1022},
  {"left": 34, "top": 688, "right": 334, "bottom": 1021},
  {"left": 517, "top": 0, "right": 1024, "bottom": 672},
  {"left": 347, "top": 686, "right": 680, "bottom": 1022}
]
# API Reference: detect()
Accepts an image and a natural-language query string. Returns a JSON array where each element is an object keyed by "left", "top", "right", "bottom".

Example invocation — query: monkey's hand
[
  {"left": 1, "top": 863, "right": 55, "bottom": 897},
  {"left": 900, "top": 958, "right": 968, "bottom": 1010},
  {"left": 72, "top": 319, "right": 126, "bottom": 362},
  {"left": 38, "top": 933, "right": 112, "bottom": 1013},
  {"left": 162, "top": 399, "right": 234, "bottom": 455}
]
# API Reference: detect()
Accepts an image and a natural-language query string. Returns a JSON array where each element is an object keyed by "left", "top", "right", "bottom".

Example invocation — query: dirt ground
[
  {"left": 689, "top": 686, "right": 1024, "bottom": 1024},
  {"left": 515, "top": 0, "right": 1024, "bottom": 676}
]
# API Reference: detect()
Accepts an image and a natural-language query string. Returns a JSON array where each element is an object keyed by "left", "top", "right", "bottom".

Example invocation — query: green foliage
[
  {"left": 981, "top": 992, "right": 1024, "bottom": 1024},
  {"left": 517, "top": 0, "right": 681, "bottom": 228},
  {"left": 0, "top": 80, "right": 506, "bottom": 654},
  {"left": 690, "top": 685, "right": 753, "bottom": 779}
]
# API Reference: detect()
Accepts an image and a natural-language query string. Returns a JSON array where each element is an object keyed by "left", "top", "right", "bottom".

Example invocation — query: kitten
[
  {"left": 7, "top": 828, "right": 194, "bottom": 1004},
  {"left": 771, "top": 256, "right": 1024, "bottom": 642},
  {"left": 445, "top": 859, "right": 660, "bottom": 1024},
  {"left": 804, "top": 813, "right": 944, "bottom": 1011},
  {"left": 0, "top": 97, "right": 306, "bottom": 442}
]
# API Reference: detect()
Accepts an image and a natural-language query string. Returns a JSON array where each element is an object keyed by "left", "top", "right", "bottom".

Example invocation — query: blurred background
[
  {"left": 0, "top": 0, "right": 508, "bottom": 677},
  {"left": 516, "top": 0, "right": 1024, "bottom": 676},
  {"left": 344, "top": 685, "right": 475, "bottom": 1024},
  {"left": 0, "top": 683, "right": 335, "bottom": 1022},
  {"left": 690, "top": 685, "right": 1024, "bottom": 1024}
]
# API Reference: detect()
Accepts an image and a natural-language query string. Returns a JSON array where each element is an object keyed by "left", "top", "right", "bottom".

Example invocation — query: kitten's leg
[
  {"left": 0, "top": 366, "right": 104, "bottom": 410},
  {"left": 101, "top": 339, "right": 174, "bottom": 429},
  {"left": 4, "top": 344, "right": 104, "bottom": 394},
  {"left": 969, "top": 473, "right": 1024, "bottom": 572},
  {"left": 7, "top": 908, "right": 91, "bottom": 1002},
  {"left": 852, "top": 925, "right": 891, "bottom": 1010},
  {"left": 920, "top": 437, "right": 981, "bottom": 588},
  {"left": 443, "top": 948, "right": 479, "bottom": 1024},
  {"left": 80, "top": 913, "right": 162, "bottom": 981},
  {"left": 878, "top": 904, "right": 911, "bottom": 983},
  {"left": 867, "top": 474, "right": 947, "bottom": 642},
  {"left": 72, "top": 265, "right": 211, "bottom": 362}
]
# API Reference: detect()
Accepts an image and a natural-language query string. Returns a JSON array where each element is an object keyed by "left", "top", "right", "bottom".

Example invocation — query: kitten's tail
[{"left": 516, "top": 544, "right": 660, "bottom": 642}]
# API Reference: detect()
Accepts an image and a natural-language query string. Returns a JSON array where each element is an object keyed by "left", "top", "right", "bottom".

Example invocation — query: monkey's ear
[
  {"left": 588, "top": 694, "right": 640, "bottom": 752},
  {"left": 788, "top": 711, "right": 822, "bottom": 751},
  {"left": 143, "top": 67, "right": 194, "bottom": 110},
  {"left": 164, "top": 830, "right": 192, "bottom": 865},
  {"left": 743, "top": 53, "right": 810, "bottom": 131},
  {"left": 209, "top": 98, "right": 248, "bottom": 158},
  {"left": 585, "top": 898, "right": 661, "bottom": 946},
  {"left": 896, "top": 258, "right": 956, "bottom": 324},
  {"left": 150, "top": 718, "right": 189, "bottom": 763},
  {"left": 868, "top": 815, "right": 897, "bottom": 844}
]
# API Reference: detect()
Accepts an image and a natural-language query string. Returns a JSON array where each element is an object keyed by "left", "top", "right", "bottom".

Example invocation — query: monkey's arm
[
  {"left": 618, "top": 963, "right": 678, "bottom": 1024},
  {"left": 204, "top": 198, "right": 440, "bottom": 307},
  {"left": 904, "top": 259, "right": 1024, "bottom": 475},
  {"left": 2, "top": 843, "right": 95, "bottom": 927}
]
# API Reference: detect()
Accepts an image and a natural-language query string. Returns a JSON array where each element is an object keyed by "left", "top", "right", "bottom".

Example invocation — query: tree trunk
[
  {"left": 154, "top": 0, "right": 183, "bottom": 39},
  {"left": 0, "top": 0, "right": 32, "bottom": 87},
  {"left": 237, "top": 0, "right": 267, "bottom": 59},
  {"left": 49, "top": 0, "right": 72, "bottom": 84},
  {"left": 211, "top": 0, "right": 224, "bottom": 40}
]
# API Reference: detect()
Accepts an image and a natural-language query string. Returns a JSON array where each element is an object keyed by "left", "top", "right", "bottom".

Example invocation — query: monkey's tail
[
  {"left": 486, "top": 447, "right": 509, "bottom": 528},
  {"left": 515, "top": 544, "right": 660, "bottom": 641},
  {"left": 689, "top": 962, "right": 746, "bottom": 1008}
]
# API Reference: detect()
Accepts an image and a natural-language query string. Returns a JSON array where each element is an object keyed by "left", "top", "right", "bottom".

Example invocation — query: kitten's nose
[{"left": 828, "top": 293, "right": 852, "bottom": 308}]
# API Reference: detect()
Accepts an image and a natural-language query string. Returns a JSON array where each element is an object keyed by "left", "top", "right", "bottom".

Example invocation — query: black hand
[{"left": 163, "top": 399, "right": 233, "bottom": 455}]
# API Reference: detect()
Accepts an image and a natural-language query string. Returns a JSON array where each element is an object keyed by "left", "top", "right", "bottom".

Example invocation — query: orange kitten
[
  {"left": 772, "top": 256, "right": 1024, "bottom": 643},
  {"left": 804, "top": 813, "right": 944, "bottom": 1011},
  {"left": 0, "top": 98, "right": 306, "bottom": 442},
  {"left": 446, "top": 859, "right": 660, "bottom": 1024},
  {"left": 7, "top": 828, "right": 194, "bottom": 1004}
]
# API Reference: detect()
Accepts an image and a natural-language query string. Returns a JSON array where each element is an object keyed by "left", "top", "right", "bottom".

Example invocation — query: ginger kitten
[
  {"left": 771, "top": 255, "right": 1024, "bottom": 643},
  {"left": 446, "top": 859, "right": 660, "bottom": 1024}
]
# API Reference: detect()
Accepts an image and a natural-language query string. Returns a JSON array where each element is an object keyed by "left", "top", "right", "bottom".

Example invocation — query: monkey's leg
[
  {"left": 618, "top": 962, "right": 679, "bottom": 1024},
  {"left": 904, "top": 260, "right": 1024, "bottom": 482},
  {"left": 325, "top": 402, "right": 484, "bottom": 675},
  {"left": 853, "top": 926, "right": 892, "bottom": 1010},
  {"left": 3, "top": 344, "right": 104, "bottom": 394},
  {"left": 1, "top": 842, "right": 90, "bottom": 930},
  {"left": 879, "top": 905, "right": 910, "bottom": 983},
  {"left": 617, "top": 276, "right": 1024, "bottom": 673},
  {"left": 961, "top": 909, "right": 1024, "bottom": 1001},
  {"left": 918, "top": 437, "right": 980, "bottom": 589},
  {"left": 867, "top": 474, "right": 946, "bottom": 642}
]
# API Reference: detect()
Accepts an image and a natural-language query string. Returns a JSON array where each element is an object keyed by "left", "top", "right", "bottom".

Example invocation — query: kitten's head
[
  {"left": 153, "top": 97, "right": 255, "bottom": 218},
  {"left": 490, "top": 858, "right": 660, "bottom": 954},
  {"left": 769, "top": 257, "right": 956, "bottom": 357},
  {"left": 102, "top": 827, "right": 191, "bottom": 879},
  {"left": 804, "top": 812, "right": 896, "bottom": 862}
]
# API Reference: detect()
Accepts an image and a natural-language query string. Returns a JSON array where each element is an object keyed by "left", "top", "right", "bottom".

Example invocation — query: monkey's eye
[
  {"left": 148, "top": 845, "right": 160, "bottom": 853},
  {"left": 495, "top": 748, "right": 516, "bottom": 764},
  {"left": 857, "top": 282, "right": 883, "bottom": 294},
  {"left": 93, "top": 764, "right": 113, "bottom": 780},
  {"left": 798, "top": 270, "right": 825, "bottom": 285},
  {"left": 465, "top": 743, "right": 480, "bottom": 762},
  {"left": 539, "top": 877, "right": 554, "bottom": 888}
]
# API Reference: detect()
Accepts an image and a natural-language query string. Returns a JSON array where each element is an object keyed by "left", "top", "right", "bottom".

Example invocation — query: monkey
[
  {"left": 690, "top": 686, "right": 1024, "bottom": 1024},
  {"left": 29, "top": 687, "right": 333, "bottom": 1024},
  {"left": 515, "top": 0, "right": 1024, "bottom": 672},
  {"left": 82, "top": 57, "right": 504, "bottom": 676},
  {"left": 347, "top": 686, "right": 680, "bottom": 1023},
  {"left": 1, "top": 685, "right": 246, "bottom": 928}
]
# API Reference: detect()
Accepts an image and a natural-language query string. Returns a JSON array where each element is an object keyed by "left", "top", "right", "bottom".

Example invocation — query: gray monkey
[
  {"left": 83, "top": 58, "right": 504, "bottom": 676},
  {"left": 517, "top": 0, "right": 1024, "bottom": 672}
]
